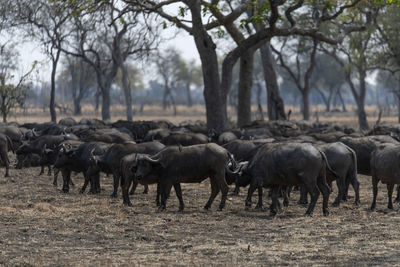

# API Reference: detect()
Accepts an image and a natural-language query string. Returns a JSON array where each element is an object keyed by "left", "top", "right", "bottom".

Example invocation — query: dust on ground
[{"left": 0, "top": 162, "right": 399, "bottom": 266}]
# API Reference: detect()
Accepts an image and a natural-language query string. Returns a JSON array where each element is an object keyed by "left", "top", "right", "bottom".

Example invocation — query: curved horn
[
  {"left": 143, "top": 155, "right": 161, "bottom": 163},
  {"left": 32, "top": 128, "right": 38, "bottom": 137}
]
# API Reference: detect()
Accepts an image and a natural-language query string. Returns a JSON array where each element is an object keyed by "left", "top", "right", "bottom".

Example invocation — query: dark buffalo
[
  {"left": 235, "top": 142, "right": 332, "bottom": 216},
  {"left": 134, "top": 143, "right": 233, "bottom": 211},
  {"left": 160, "top": 131, "right": 208, "bottom": 146},
  {"left": 0, "top": 126, "right": 25, "bottom": 147},
  {"left": 87, "top": 141, "right": 166, "bottom": 197},
  {"left": 16, "top": 134, "right": 79, "bottom": 176},
  {"left": 339, "top": 135, "right": 399, "bottom": 175},
  {"left": 370, "top": 143, "right": 400, "bottom": 210},
  {"left": 299, "top": 142, "right": 360, "bottom": 207},
  {"left": 54, "top": 142, "right": 112, "bottom": 194},
  {"left": 40, "top": 140, "right": 84, "bottom": 186},
  {"left": 0, "top": 133, "right": 14, "bottom": 177}
]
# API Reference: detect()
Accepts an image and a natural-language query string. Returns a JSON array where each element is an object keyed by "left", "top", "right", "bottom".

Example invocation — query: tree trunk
[
  {"left": 186, "top": 81, "right": 193, "bottom": 107},
  {"left": 301, "top": 90, "right": 310, "bottom": 120},
  {"left": 50, "top": 50, "right": 61, "bottom": 123},
  {"left": 237, "top": 50, "right": 254, "bottom": 127},
  {"left": 337, "top": 89, "right": 347, "bottom": 112},
  {"left": 357, "top": 72, "right": 369, "bottom": 131},
  {"left": 256, "top": 80, "right": 264, "bottom": 120},
  {"left": 101, "top": 87, "right": 111, "bottom": 121},
  {"left": 95, "top": 90, "right": 101, "bottom": 113},
  {"left": 121, "top": 63, "right": 133, "bottom": 121},
  {"left": 189, "top": 1, "right": 228, "bottom": 132},
  {"left": 73, "top": 97, "right": 82, "bottom": 115},
  {"left": 259, "top": 42, "right": 286, "bottom": 120}
]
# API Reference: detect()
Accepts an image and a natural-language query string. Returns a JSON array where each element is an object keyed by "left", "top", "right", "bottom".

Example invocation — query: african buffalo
[
  {"left": 54, "top": 142, "right": 112, "bottom": 194},
  {"left": 87, "top": 141, "right": 166, "bottom": 198},
  {"left": 235, "top": 142, "right": 332, "bottom": 216},
  {"left": 299, "top": 142, "right": 360, "bottom": 207},
  {"left": 370, "top": 143, "right": 400, "bottom": 210},
  {"left": 134, "top": 143, "right": 234, "bottom": 211}
]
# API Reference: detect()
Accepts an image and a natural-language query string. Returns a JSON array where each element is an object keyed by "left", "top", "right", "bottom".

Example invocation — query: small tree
[{"left": 0, "top": 42, "right": 35, "bottom": 122}]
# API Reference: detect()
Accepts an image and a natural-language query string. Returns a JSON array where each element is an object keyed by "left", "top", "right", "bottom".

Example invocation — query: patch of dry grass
[{"left": 1, "top": 154, "right": 400, "bottom": 266}]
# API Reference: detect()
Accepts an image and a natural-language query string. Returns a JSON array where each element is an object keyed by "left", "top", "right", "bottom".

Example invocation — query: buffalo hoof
[
  {"left": 124, "top": 202, "right": 133, "bottom": 207},
  {"left": 323, "top": 209, "right": 330, "bottom": 216},
  {"left": 354, "top": 200, "right": 360, "bottom": 206},
  {"left": 129, "top": 191, "right": 135, "bottom": 195},
  {"left": 269, "top": 210, "right": 277, "bottom": 217},
  {"left": 332, "top": 200, "right": 340, "bottom": 207},
  {"left": 304, "top": 212, "right": 313, "bottom": 217},
  {"left": 142, "top": 190, "right": 148, "bottom": 194},
  {"left": 204, "top": 205, "right": 210, "bottom": 211},
  {"left": 79, "top": 189, "right": 85, "bottom": 194},
  {"left": 388, "top": 203, "right": 393, "bottom": 209},
  {"left": 110, "top": 193, "right": 118, "bottom": 198},
  {"left": 218, "top": 205, "right": 225, "bottom": 211},
  {"left": 178, "top": 207, "right": 184, "bottom": 212},
  {"left": 4, "top": 174, "right": 9, "bottom": 178},
  {"left": 62, "top": 188, "right": 69, "bottom": 193},
  {"left": 394, "top": 197, "right": 400, "bottom": 203},
  {"left": 298, "top": 200, "right": 308, "bottom": 205},
  {"left": 158, "top": 206, "right": 166, "bottom": 212},
  {"left": 254, "top": 204, "right": 264, "bottom": 211}
]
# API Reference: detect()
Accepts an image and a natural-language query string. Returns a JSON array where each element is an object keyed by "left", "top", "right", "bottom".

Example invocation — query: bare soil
[{"left": 1, "top": 159, "right": 400, "bottom": 266}]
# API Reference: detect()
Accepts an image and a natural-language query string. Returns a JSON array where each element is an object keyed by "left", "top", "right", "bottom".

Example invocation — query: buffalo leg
[
  {"left": 217, "top": 172, "right": 229, "bottom": 211},
  {"left": 0, "top": 150, "right": 9, "bottom": 177},
  {"left": 332, "top": 176, "right": 346, "bottom": 207},
  {"left": 317, "top": 180, "right": 330, "bottom": 216},
  {"left": 129, "top": 181, "right": 138, "bottom": 195},
  {"left": 245, "top": 180, "right": 258, "bottom": 208},
  {"left": 283, "top": 186, "right": 290, "bottom": 207},
  {"left": 371, "top": 176, "right": 379, "bottom": 211},
  {"left": 143, "top": 185, "right": 148, "bottom": 194},
  {"left": 298, "top": 185, "right": 308, "bottom": 204},
  {"left": 387, "top": 183, "right": 394, "bottom": 209},
  {"left": 53, "top": 169, "right": 59, "bottom": 186},
  {"left": 122, "top": 175, "right": 133, "bottom": 207},
  {"left": 61, "top": 169, "right": 71, "bottom": 193},
  {"left": 39, "top": 165, "right": 45, "bottom": 176},
  {"left": 232, "top": 184, "right": 240, "bottom": 195},
  {"left": 173, "top": 183, "right": 184, "bottom": 211},
  {"left": 395, "top": 185, "right": 400, "bottom": 203},
  {"left": 304, "top": 184, "right": 320, "bottom": 216},
  {"left": 204, "top": 177, "right": 220, "bottom": 210},
  {"left": 255, "top": 183, "right": 263, "bottom": 210},
  {"left": 159, "top": 181, "right": 173, "bottom": 211},
  {"left": 110, "top": 172, "right": 120, "bottom": 198},
  {"left": 269, "top": 185, "right": 280, "bottom": 216},
  {"left": 350, "top": 176, "right": 360, "bottom": 205},
  {"left": 156, "top": 183, "right": 161, "bottom": 206},
  {"left": 47, "top": 165, "right": 52, "bottom": 176}
]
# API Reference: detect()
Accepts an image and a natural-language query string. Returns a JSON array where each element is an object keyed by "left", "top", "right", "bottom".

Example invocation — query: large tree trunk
[
  {"left": 121, "top": 63, "right": 133, "bottom": 121},
  {"left": 73, "top": 98, "right": 82, "bottom": 115},
  {"left": 356, "top": 72, "right": 369, "bottom": 131},
  {"left": 50, "top": 50, "right": 61, "bottom": 123},
  {"left": 186, "top": 81, "right": 193, "bottom": 107},
  {"left": 337, "top": 88, "right": 347, "bottom": 112},
  {"left": 301, "top": 90, "right": 310, "bottom": 120},
  {"left": 259, "top": 42, "right": 286, "bottom": 120},
  {"left": 237, "top": 50, "right": 254, "bottom": 127},
  {"left": 189, "top": 1, "right": 228, "bottom": 132},
  {"left": 101, "top": 87, "right": 111, "bottom": 121}
]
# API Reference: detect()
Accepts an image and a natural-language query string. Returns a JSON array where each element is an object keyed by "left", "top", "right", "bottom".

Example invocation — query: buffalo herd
[{"left": 3, "top": 118, "right": 400, "bottom": 216}]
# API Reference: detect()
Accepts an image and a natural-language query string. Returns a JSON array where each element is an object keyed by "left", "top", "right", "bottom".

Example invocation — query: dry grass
[
  {"left": 1, "top": 153, "right": 400, "bottom": 266},
  {"left": 1, "top": 109, "right": 400, "bottom": 265}
]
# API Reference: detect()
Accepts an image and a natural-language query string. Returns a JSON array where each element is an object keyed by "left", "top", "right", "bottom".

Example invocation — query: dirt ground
[{"left": 1, "top": 160, "right": 400, "bottom": 266}]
